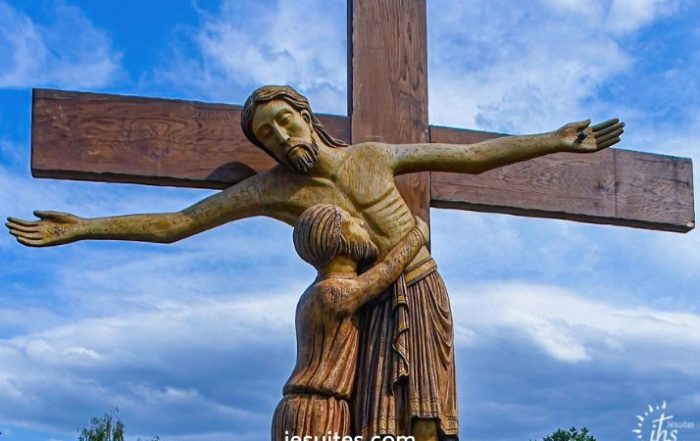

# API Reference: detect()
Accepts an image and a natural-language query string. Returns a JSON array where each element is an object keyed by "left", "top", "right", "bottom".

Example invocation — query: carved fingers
[
  {"left": 591, "top": 118, "right": 625, "bottom": 150},
  {"left": 5, "top": 211, "right": 81, "bottom": 247},
  {"left": 564, "top": 118, "right": 624, "bottom": 153},
  {"left": 572, "top": 119, "right": 592, "bottom": 132},
  {"left": 6, "top": 217, "right": 45, "bottom": 247}
]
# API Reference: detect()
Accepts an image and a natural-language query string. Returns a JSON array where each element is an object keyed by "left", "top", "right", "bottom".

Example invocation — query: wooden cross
[{"left": 30, "top": 0, "right": 694, "bottom": 233}]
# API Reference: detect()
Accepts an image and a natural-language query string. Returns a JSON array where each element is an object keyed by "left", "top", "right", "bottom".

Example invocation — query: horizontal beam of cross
[
  {"left": 32, "top": 89, "right": 695, "bottom": 232},
  {"left": 430, "top": 127, "right": 694, "bottom": 232}
]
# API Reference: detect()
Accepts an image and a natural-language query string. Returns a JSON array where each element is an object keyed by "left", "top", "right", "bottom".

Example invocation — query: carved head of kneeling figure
[{"left": 293, "top": 204, "right": 379, "bottom": 273}]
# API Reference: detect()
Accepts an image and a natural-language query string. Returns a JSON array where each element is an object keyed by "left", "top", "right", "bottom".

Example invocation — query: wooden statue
[
  {"left": 6, "top": 85, "right": 624, "bottom": 440},
  {"left": 275, "top": 204, "right": 427, "bottom": 440}
]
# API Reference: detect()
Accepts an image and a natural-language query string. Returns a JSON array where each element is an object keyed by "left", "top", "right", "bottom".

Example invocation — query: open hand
[
  {"left": 6, "top": 210, "right": 83, "bottom": 247},
  {"left": 556, "top": 118, "right": 624, "bottom": 153}
]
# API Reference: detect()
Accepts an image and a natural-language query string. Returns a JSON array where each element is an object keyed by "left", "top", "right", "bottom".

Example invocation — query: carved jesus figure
[{"left": 7, "top": 85, "right": 624, "bottom": 440}]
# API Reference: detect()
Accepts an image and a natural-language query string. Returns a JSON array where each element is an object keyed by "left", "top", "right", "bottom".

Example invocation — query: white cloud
[
  {"left": 0, "top": 0, "right": 121, "bottom": 89},
  {"left": 2, "top": 279, "right": 699, "bottom": 438},
  {"left": 157, "top": 0, "right": 347, "bottom": 114},
  {"left": 539, "top": 0, "right": 606, "bottom": 14},
  {"left": 608, "top": 0, "right": 679, "bottom": 33},
  {"left": 451, "top": 282, "right": 700, "bottom": 367},
  {"left": 0, "top": 293, "right": 297, "bottom": 438},
  {"left": 7, "top": 295, "right": 296, "bottom": 367},
  {"left": 540, "top": 0, "right": 679, "bottom": 31},
  {"left": 426, "top": 0, "right": 680, "bottom": 134}
]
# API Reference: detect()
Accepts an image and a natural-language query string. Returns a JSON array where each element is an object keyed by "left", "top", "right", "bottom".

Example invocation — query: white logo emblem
[{"left": 633, "top": 401, "right": 682, "bottom": 441}]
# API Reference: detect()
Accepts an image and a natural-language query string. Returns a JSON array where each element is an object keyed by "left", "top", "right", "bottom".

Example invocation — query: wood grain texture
[
  {"left": 31, "top": 89, "right": 350, "bottom": 189},
  {"left": 31, "top": 91, "right": 695, "bottom": 232},
  {"left": 429, "top": 126, "right": 695, "bottom": 232},
  {"left": 348, "top": 0, "right": 431, "bottom": 223}
]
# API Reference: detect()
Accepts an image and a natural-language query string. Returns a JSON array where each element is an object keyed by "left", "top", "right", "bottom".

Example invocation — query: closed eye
[
  {"left": 257, "top": 126, "right": 272, "bottom": 142},
  {"left": 277, "top": 111, "right": 293, "bottom": 125}
]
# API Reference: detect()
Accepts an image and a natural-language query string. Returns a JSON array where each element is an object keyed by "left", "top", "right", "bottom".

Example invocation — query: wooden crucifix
[
  {"left": 6, "top": 0, "right": 695, "bottom": 440},
  {"left": 25, "top": 1, "right": 694, "bottom": 232}
]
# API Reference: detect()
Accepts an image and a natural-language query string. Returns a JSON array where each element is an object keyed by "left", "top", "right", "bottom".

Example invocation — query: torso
[{"left": 261, "top": 143, "right": 430, "bottom": 265}]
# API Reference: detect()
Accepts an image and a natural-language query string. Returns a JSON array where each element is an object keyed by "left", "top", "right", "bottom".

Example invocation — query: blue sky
[{"left": 1, "top": 1, "right": 699, "bottom": 440}]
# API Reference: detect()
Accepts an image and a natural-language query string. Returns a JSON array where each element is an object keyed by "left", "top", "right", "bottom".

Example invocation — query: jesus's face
[{"left": 250, "top": 100, "right": 319, "bottom": 173}]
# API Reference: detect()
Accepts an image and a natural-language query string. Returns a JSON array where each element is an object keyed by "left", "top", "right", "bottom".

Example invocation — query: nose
[{"left": 271, "top": 122, "right": 289, "bottom": 146}]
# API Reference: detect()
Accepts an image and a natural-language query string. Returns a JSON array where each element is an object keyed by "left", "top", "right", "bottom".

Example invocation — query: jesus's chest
[
  {"left": 334, "top": 177, "right": 414, "bottom": 240},
  {"left": 287, "top": 171, "right": 413, "bottom": 239}
]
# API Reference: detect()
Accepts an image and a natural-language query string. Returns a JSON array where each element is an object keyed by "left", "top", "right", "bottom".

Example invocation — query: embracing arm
[
  {"left": 6, "top": 174, "right": 268, "bottom": 247},
  {"left": 332, "top": 218, "right": 428, "bottom": 315},
  {"left": 388, "top": 119, "right": 624, "bottom": 175}
]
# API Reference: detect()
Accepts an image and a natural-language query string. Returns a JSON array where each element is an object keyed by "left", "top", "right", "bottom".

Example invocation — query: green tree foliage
[
  {"left": 533, "top": 427, "right": 597, "bottom": 441},
  {"left": 77, "top": 411, "right": 158, "bottom": 441},
  {"left": 78, "top": 412, "right": 124, "bottom": 441}
]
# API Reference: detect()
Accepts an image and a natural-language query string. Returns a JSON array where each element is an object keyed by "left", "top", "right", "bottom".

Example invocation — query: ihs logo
[{"left": 633, "top": 401, "right": 678, "bottom": 441}]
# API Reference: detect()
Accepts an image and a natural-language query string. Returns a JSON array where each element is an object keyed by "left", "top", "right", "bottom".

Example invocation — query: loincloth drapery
[
  {"left": 272, "top": 392, "right": 351, "bottom": 441},
  {"left": 353, "top": 258, "right": 458, "bottom": 439}
]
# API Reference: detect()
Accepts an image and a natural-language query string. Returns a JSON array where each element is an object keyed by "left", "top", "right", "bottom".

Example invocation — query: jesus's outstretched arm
[
  {"left": 6, "top": 173, "right": 271, "bottom": 247},
  {"left": 388, "top": 118, "right": 624, "bottom": 175}
]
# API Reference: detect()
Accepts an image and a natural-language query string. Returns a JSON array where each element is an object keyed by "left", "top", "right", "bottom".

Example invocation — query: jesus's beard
[{"left": 285, "top": 138, "right": 319, "bottom": 174}]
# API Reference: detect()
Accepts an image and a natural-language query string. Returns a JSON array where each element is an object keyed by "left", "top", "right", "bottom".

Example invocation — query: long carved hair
[
  {"left": 240, "top": 85, "right": 348, "bottom": 160},
  {"left": 293, "top": 204, "right": 377, "bottom": 270}
]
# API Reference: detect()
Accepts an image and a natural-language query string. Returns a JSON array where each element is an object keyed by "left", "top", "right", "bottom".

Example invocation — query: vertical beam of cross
[{"left": 348, "top": 0, "right": 431, "bottom": 224}]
